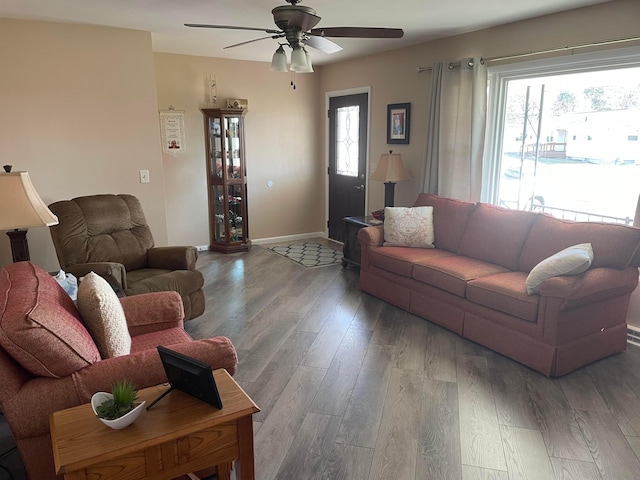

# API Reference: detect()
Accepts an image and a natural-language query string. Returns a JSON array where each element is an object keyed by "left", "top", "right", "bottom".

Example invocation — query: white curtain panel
[
  {"left": 422, "top": 62, "right": 442, "bottom": 195},
  {"left": 422, "top": 57, "right": 487, "bottom": 201}
]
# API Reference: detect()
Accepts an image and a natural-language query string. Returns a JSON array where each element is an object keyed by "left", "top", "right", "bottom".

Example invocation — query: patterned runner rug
[{"left": 267, "top": 242, "right": 342, "bottom": 268}]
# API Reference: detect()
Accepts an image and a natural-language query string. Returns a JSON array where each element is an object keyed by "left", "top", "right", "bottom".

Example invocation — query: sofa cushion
[
  {"left": 519, "top": 214, "right": 640, "bottom": 272},
  {"left": 412, "top": 193, "right": 476, "bottom": 252},
  {"left": 457, "top": 203, "right": 537, "bottom": 271},
  {"left": 77, "top": 272, "right": 131, "bottom": 358},
  {"left": 383, "top": 206, "right": 435, "bottom": 248},
  {"left": 0, "top": 262, "right": 101, "bottom": 378},
  {"left": 525, "top": 243, "right": 593, "bottom": 295},
  {"left": 370, "top": 247, "right": 455, "bottom": 278},
  {"left": 467, "top": 272, "right": 539, "bottom": 322},
  {"left": 412, "top": 255, "right": 509, "bottom": 297}
]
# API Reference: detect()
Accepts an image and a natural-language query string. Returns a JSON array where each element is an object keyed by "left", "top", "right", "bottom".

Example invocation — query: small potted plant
[{"left": 91, "top": 380, "right": 146, "bottom": 429}]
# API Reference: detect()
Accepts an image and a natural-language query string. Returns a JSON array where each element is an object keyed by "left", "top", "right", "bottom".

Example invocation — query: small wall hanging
[
  {"left": 387, "top": 103, "right": 411, "bottom": 144},
  {"left": 159, "top": 108, "right": 186, "bottom": 155}
]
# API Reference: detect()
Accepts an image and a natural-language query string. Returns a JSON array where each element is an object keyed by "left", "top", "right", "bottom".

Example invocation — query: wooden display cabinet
[{"left": 202, "top": 108, "right": 250, "bottom": 253}]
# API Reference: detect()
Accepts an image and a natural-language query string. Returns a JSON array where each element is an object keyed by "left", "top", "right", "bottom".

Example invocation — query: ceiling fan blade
[
  {"left": 185, "top": 24, "right": 282, "bottom": 35},
  {"left": 288, "top": 11, "right": 322, "bottom": 32},
  {"left": 309, "top": 27, "right": 404, "bottom": 39},
  {"left": 224, "top": 35, "right": 285, "bottom": 50},
  {"left": 304, "top": 35, "right": 342, "bottom": 54}
]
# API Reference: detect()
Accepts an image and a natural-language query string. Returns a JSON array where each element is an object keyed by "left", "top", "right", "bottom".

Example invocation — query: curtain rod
[{"left": 416, "top": 34, "right": 640, "bottom": 73}]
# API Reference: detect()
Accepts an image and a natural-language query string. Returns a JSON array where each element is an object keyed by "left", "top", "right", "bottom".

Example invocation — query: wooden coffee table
[{"left": 50, "top": 369, "right": 260, "bottom": 480}]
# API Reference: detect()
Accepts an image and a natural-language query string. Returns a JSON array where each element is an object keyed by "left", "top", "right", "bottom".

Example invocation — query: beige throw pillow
[
  {"left": 77, "top": 272, "right": 131, "bottom": 358},
  {"left": 383, "top": 206, "right": 435, "bottom": 248},
  {"left": 525, "top": 243, "right": 593, "bottom": 295}
]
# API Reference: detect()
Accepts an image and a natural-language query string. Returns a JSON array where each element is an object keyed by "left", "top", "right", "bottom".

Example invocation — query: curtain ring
[{"left": 448, "top": 63, "right": 455, "bottom": 70}]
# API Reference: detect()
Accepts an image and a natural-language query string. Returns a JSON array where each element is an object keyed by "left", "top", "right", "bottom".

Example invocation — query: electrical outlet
[{"left": 140, "top": 170, "right": 150, "bottom": 183}]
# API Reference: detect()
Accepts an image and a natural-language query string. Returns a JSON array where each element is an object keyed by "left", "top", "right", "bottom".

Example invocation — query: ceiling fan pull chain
[{"left": 291, "top": 70, "right": 296, "bottom": 89}]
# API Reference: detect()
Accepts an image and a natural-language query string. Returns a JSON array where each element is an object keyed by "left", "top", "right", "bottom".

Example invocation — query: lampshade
[
  {"left": 370, "top": 151, "right": 411, "bottom": 182},
  {"left": 0, "top": 170, "right": 58, "bottom": 262},
  {"left": 270, "top": 45, "right": 288, "bottom": 72},
  {"left": 290, "top": 45, "right": 308, "bottom": 72},
  {"left": 0, "top": 171, "right": 58, "bottom": 230}
]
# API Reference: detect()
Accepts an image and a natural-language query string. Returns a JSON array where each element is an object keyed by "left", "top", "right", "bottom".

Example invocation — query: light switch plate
[{"left": 140, "top": 169, "right": 150, "bottom": 183}]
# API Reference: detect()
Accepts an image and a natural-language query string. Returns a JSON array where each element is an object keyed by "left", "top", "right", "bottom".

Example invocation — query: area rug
[{"left": 267, "top": 242, "right": 342, "bottom": 268}]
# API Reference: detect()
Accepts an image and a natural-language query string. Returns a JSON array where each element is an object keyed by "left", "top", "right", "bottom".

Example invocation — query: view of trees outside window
[{"left": 498, "top": 67, "right": 640, "bottom": 223}]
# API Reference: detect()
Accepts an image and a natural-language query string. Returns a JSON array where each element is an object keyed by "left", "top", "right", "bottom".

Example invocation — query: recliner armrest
[
  {"left": 120, "top": 291, "right": 185, "bottom": 336},
  {"left": 147, "top": 246, "right": 198, "bottom": 270},
  {"left": 64, "top": 262, "right": 127, "bottom": 293}
]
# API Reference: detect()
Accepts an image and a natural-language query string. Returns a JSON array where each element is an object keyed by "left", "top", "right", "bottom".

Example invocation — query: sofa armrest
[
  {"left": 65, "top": 262, "right": 127, "bottom": 293},
  {"left": 9, "top": 336, "right": 237, "bottom": 439},
  {"left": 358, "top": 225, "right": 384, "bottom": 269},
  {"left": 120, "top": 291, "right": 184, "bottom": 336},
  {"left": 358, "top": 225, "right": 384, "bottom": 247},
  {"left": 540, "top": 266, "right": 639, "bottom": 309},
  {"left": 71, "top": 337, "right": 237, "bottom": 402},
  {"left": 147, "top": 246, "right": 198, "bottom": 270}
]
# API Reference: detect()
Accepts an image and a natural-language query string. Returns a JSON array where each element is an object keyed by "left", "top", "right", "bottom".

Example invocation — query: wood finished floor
[
  {"left": 2, "top": 241, "right": 640, "bottom": 480},
  {"left": 186, "top": 244, "right": 640, "bottom": 480}
]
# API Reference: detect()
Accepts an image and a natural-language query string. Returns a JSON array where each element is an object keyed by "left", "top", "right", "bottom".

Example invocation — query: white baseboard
[
  {"left": 196, "top": 232, "right": 330, "bottom": 250},
  {"left": 251, "top": 232, "right": 327, "bottom": 245}
]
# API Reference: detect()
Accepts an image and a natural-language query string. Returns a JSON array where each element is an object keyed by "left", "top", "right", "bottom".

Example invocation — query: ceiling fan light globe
[
  {"left": 296, "top": 49, "right": 313, "bottom": 73},
  {"left": 290, "top": 46, "right": 308, "bottom": 72},
  {"left": 270, "top": 46, "right": 288, "bottom": 72}
]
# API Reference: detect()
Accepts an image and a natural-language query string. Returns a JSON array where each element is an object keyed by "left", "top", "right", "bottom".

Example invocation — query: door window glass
[{"left": 336, "top": 105, "right": 360, "bottom": 177}]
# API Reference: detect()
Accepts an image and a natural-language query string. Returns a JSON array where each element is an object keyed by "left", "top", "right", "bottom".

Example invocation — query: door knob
[{"left": 354, "top": 185, "right": 365, "bottom": 190}]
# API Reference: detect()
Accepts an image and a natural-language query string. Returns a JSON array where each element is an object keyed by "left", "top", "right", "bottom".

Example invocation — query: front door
[{"left": 328, "top": 93, "right": 368, "bottom": 242}]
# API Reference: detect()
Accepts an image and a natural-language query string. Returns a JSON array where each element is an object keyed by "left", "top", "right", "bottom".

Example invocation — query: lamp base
[
  {"left": 6, "top": 229, "right": 30, "bottom": 262},
  {"left": 383, "top": 182, "right": 396, "bottom": 207}
]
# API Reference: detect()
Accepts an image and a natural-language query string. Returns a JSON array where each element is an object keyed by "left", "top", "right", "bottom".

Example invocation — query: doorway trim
[{"left": 325, "top": 86, "right": 372, "bottom": 239}]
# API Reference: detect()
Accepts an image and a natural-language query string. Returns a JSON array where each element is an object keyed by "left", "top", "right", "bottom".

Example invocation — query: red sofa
[
  {"left": 0, "top": 261, "right": 238, "bottom": 480},
  {"left": 358, "top": 194, "right": 640, "bottom": 376}
]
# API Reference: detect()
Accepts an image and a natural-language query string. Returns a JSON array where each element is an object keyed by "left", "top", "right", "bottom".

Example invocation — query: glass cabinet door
[
  {"left": 202, "top": 107, "right": 250, "bottom": 253},
  {"left": 225, "top": 117, "right": 242, "bottom": 179},
  {"left": 208, "top": 117, "right": 223, "bottom": 178},
  {"left": 212, "top": 185, "right": 225, "bottom": 242}
]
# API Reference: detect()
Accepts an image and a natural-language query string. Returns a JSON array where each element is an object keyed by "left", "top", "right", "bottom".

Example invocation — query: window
[
  {"left": 335, "top": 105, "right": 360, "bottom": 177},
  {"left": 483, "top": 47, "right": 640, "bottom": 224}
]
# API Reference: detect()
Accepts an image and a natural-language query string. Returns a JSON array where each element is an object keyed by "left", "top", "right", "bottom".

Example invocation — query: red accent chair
[{"left": 0, "top": 261, "right": 237, "bottom": 480}]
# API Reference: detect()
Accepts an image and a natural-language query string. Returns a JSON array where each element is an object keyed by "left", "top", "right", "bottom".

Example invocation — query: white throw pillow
[
  {"left": 383, "top": 206, "right": 435, "bottom": 248},
  {"left": 525, "top": 243, "right": 593, "bottom": 295},
  {"left": 77, "top": 272, "right": 131, "bottom": 358}
]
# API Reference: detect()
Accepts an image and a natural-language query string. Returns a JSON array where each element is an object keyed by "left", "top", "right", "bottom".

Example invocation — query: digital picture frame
[{"left": 146, "top": 345, "right": 223, "bottom": 410}]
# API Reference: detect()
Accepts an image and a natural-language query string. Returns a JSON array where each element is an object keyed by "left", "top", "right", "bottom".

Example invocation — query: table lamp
[
  {"left": 369, "top": 151, "right": 411, "bottom": 207},
  {"left": 0, "top": 167, "right": 59, "bottom": 262}
]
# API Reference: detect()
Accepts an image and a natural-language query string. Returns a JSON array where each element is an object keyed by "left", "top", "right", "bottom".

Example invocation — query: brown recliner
[{"left": 48, "top": 194, "right": 205, "bottom": 320}]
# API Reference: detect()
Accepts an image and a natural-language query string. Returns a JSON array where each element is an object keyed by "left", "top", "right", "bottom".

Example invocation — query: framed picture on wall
[{"left": 387, "top": 103, "right": 410, "bottom": 144}]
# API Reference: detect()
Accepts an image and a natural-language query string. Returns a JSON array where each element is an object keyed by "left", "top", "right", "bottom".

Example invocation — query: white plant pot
[{"left": 91, "top": 392, "right": 146, "bottom": 430}]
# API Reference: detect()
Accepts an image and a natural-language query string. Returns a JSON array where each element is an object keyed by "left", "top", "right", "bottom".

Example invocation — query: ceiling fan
[{"left": 185, "top": 0, "right": 403, "bottom": 73}]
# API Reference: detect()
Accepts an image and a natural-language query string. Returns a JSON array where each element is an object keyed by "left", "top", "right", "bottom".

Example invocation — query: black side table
[{"left": 342, "top": 216, "right": 382, "bottom": 268}]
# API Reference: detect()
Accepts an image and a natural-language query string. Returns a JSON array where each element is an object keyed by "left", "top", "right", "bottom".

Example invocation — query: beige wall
[
  {"left": 319, "top": 0, "right": 640, "bottom": 212},
  {"left": 0, "top": 19, "right": 166, "bottom": 270},
  {"left": 154, "top": 53, "right": 322, "bottom": 247}
]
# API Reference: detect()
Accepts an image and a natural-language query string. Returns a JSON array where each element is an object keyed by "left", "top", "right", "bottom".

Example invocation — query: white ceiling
[{"left": 1, "top": 0, "right": 611, "bottom": 66}]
